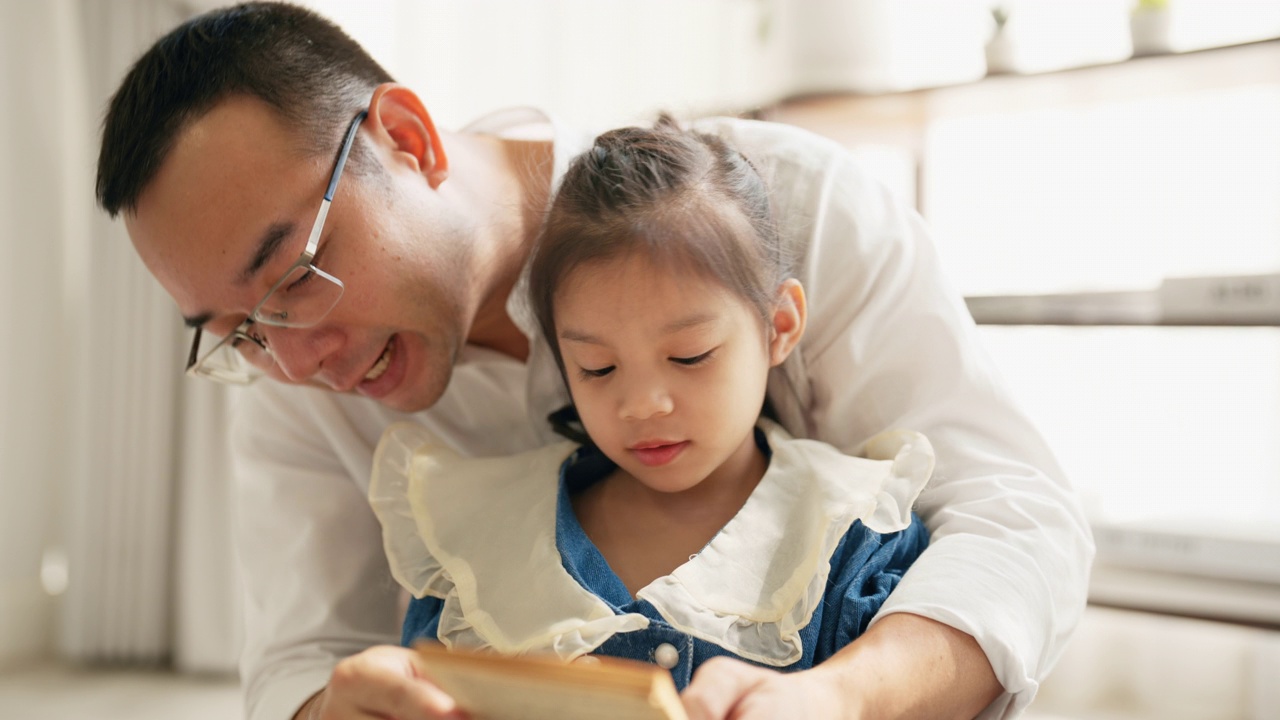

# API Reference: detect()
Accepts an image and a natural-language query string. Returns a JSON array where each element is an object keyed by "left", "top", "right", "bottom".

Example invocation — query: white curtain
[
  {"left": 62, "top": 0, "right": 243, "bottom": 672},
  {"left": 0, "top": 0, "right": 243, "bottom": 673},
  {"left": 0, "top": 0, "right": 86, "bottom": 669}
]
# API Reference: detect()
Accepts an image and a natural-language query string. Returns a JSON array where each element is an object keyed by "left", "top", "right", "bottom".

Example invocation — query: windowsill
[
  {"left": 758, "top": 39, "right": 1280, "bottom": 157},
  {"left": 1089, "top": 565, "right": 1280, "bottom": 630}
]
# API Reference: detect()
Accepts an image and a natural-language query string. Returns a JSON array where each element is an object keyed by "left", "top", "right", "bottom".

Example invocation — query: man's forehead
[
  {"left": 159, "top": 97, "right": 300, "bottom": 195},
  {"left": 127, "top": 97, "right": 319, "bottom": 311}
]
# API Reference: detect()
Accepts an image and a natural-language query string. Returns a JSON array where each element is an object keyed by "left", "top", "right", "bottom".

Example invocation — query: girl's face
[{"left": 554, "top": 253, "right": 801, "bottom": 494}]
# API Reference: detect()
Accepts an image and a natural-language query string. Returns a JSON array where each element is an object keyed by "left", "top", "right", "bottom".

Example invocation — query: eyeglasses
[{"left": 185, "top": 110, "right": 368, "bottom": 384}]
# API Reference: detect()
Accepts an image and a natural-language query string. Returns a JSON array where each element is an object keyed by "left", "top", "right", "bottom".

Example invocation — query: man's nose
[
  {"left": 260, "top": 324, "right": 342, "bottom": 384},
  {"left": 618, "top": 373, "right": 674, "bottom": 421}
]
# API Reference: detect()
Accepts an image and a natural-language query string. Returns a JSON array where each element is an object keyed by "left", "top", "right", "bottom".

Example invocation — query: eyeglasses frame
[{"left": 185, "top": 109, "right": 369, "bottom": 381}]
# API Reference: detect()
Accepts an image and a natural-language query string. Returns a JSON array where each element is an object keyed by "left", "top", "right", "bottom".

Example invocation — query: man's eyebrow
[
  {"left": 183, "top": 312, "right": 213, "bottom": 329},
  {"left": 239, "top": 221, "right": 297, "bottom": 284},
  {"left": 179, "top": 221, "right": 296, "bottom": 329}
]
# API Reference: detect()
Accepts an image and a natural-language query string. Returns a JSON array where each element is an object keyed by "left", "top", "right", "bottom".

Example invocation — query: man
[{"left": 96, "top": 3, "right": 1093, "bottom": 720}]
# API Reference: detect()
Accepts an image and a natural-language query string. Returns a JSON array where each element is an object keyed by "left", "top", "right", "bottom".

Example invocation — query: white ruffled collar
[{"left": 370, "top": 420, "right": 933, "bottom": 665}]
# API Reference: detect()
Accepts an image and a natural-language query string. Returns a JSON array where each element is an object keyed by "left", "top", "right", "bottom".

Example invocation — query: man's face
[
  {"left": 125, "top": 95, "right": 476, "bottom": 412},
  {"left": 555, "top": 255, "right": 774, "bottom": 494}
]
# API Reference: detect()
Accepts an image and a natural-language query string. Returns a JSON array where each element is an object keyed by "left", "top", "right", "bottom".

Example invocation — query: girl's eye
[
  {"left": 577, "top": 365, "right": 615, "bottom": 380},
  {"left": 671, "top": 350, "right": 714, "bottom": 366}
]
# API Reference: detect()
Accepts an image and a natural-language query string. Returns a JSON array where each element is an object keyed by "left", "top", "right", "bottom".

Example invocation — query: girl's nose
[{"left": 618, "top": 376, "right": 674, "bottom": 421}]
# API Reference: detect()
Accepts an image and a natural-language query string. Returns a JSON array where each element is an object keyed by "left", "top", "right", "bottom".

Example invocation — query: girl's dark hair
[
  {"left": 529, "top": 115, "right": 791, "bottom": 373},
  {"left": 96, "top": 2, "right": 392, "bottom": 218}
]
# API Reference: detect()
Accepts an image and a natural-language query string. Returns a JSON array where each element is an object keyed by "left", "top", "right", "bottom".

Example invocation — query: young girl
[{"left": 369, "top": 117, "right": 933, "bottom": 702}]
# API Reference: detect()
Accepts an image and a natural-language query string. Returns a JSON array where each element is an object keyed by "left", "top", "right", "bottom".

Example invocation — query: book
[{"left": 413, "top": 641, "right": 689, "bottom": 720}]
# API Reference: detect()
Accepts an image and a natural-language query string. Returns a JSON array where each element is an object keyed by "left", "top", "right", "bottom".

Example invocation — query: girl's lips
[
  {"left": 357, "top": 335, "right": 405, "bottom": 399},
  {"left": 630, "top": 441, "right": 689, "bottom": 467}
]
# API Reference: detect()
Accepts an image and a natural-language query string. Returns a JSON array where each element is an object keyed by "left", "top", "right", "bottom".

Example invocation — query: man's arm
[
  {"left": 794, "top": 161, "right": 1094, "bottom": 714},
  {"left": 682, "top": 613, "right": 1000, "bottom": 720},
  {"left": 817, "top": 613, "right": 1002, "bottom": 720},
  {"left": 728, "top": 118, "right": 1094, "bottom": 716}
]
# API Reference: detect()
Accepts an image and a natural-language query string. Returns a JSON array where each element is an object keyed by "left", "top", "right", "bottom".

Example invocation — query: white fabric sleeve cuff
[
  {"left": 870, "top": 533, "right": 1061, "bottom": 720},
  {"left": 246, "top": 665, "right": 332, "bottom": 720}
]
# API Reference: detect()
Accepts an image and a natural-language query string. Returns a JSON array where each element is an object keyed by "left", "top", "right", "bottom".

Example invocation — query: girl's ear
[
  {"left": 768, "top": 279, "right": 807, "bottom": 367},
  {"left": 366, "top": 83, "right": 450, "bottom": 188}
]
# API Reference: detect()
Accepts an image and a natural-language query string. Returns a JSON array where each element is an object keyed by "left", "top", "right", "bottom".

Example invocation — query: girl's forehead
[
  {"left": 556, "top": 257, "right": 755, "bottom": 326},
  {"left": 558, "top": 252, "right": 714, "bottom": 298}
]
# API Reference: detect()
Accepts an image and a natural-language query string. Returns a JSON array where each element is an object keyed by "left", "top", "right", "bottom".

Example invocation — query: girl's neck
[{"left": 572, "top": 432, "right": 768, "bottom": 598}]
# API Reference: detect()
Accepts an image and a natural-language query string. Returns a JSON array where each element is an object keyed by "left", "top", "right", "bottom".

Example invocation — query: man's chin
[{"left": 377, "top": 367, "right": 454, "bottom": 414}]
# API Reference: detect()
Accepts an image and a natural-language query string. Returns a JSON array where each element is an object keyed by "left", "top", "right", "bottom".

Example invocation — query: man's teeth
[{"left": 364, "top": 345, "right": 392, "bottom": 381}]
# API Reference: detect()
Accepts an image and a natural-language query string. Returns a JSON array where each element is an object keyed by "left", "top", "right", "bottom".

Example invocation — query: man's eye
[
  {"left": 204, "top": 314, "right": 247, "bottom": 340},
  {"left": 671, "top": 350, "right": 714, "bottom": 366},
  {"left": 577, "top": 365, "right": 615, "bottom": 380},
  {"left": 228, "top": 318, "right": 260, "bottom": 346},
  {"left": 286, "top": 267, "right": 316, "bottom": 292}
]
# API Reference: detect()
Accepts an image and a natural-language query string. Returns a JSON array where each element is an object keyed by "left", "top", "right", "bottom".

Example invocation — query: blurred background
[{"left": 2, "top": 1, "right": 1280, "bottom": 718}]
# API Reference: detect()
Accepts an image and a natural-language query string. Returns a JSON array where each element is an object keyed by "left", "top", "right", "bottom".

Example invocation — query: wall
[{"left": 301, "top": 0, "right": 793, "bottom": 131}]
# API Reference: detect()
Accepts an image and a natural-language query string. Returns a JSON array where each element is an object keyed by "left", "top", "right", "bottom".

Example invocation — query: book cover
[{"left": 414, "top": 641, "right": 689, "bottom": 720}]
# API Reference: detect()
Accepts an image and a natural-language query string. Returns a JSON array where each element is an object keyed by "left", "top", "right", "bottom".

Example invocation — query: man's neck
[
  {"left": 467, "top": 282, "right": 530, "bottom": 361},
  {"left": 454, "top": 133, "right": 554, "bottom": 362}
]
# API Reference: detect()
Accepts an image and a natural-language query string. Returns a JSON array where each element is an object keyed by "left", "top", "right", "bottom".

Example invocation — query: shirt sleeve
[
  {"left": 772, "top": 131, "right": 1096, "bottom": 718},
  {"left": 231, "top": 384, "right": 403, "bottom": 720}
]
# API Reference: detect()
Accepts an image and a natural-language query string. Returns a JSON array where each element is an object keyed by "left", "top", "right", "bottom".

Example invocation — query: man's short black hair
[{"left": 96, "top": 1, "right": 393, "bottom": 218}]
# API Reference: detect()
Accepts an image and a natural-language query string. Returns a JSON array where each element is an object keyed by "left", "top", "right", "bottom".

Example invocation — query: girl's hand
[{"left": 680, "top": 657, "right": 847, "bottom": 720}]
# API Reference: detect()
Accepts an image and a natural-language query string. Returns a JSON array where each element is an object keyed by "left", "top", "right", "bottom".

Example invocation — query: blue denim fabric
[{"left": 402, "top": 430, "right": 930, "bottom": 690}]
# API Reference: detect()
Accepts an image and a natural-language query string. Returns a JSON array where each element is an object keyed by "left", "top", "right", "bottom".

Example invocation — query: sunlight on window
[
  {"left": 979, "top": 326, "right": 1280, "bottom": 529},
  {"left": 924, "top": 85, "right": 1280, "bottom": 296},
  {"left": 922, "top": 80, "right": 1280, "bottom": 535}
]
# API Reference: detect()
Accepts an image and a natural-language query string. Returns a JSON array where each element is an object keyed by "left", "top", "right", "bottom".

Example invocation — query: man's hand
[
  {"left": 681, "top": 657, "right": 845, "bottom": 720},
  {"left": 293, "top": 645, "right": 468, "bottom": 720},
  {"left": 681, "top": 613, "right": 1002, "bottom": 720}
]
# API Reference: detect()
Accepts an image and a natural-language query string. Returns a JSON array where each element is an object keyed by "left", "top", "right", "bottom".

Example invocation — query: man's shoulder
[
  {"left": 688, "top": 116, "right": 884, "bottom": 221},
  {"left": 689, "top": 116, "right": 848, "bottom": 165}
]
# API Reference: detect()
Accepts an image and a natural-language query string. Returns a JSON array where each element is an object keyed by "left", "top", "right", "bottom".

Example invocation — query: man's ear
[
  {"left": 768, "top": 279, "right": 807, "bottom": 367},
  {"left": 366, "top": 83, "right": 449, "bottom": 188}
]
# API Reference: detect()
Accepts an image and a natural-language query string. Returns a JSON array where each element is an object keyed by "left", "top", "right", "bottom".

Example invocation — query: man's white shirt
[{"left": 231, "top": 109, "right": 1094, "bottom": 720}]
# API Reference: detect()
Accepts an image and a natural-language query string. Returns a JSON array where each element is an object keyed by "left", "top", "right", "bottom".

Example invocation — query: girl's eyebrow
[
  {"left": 558, "top": 328, "right": 604, "bottom": 345},
  {"left": 662, "top": 312, "right": 717, "bottom": 334},
  {"left": 559, "top": 312, "right": 718, "bottom": 344}
]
